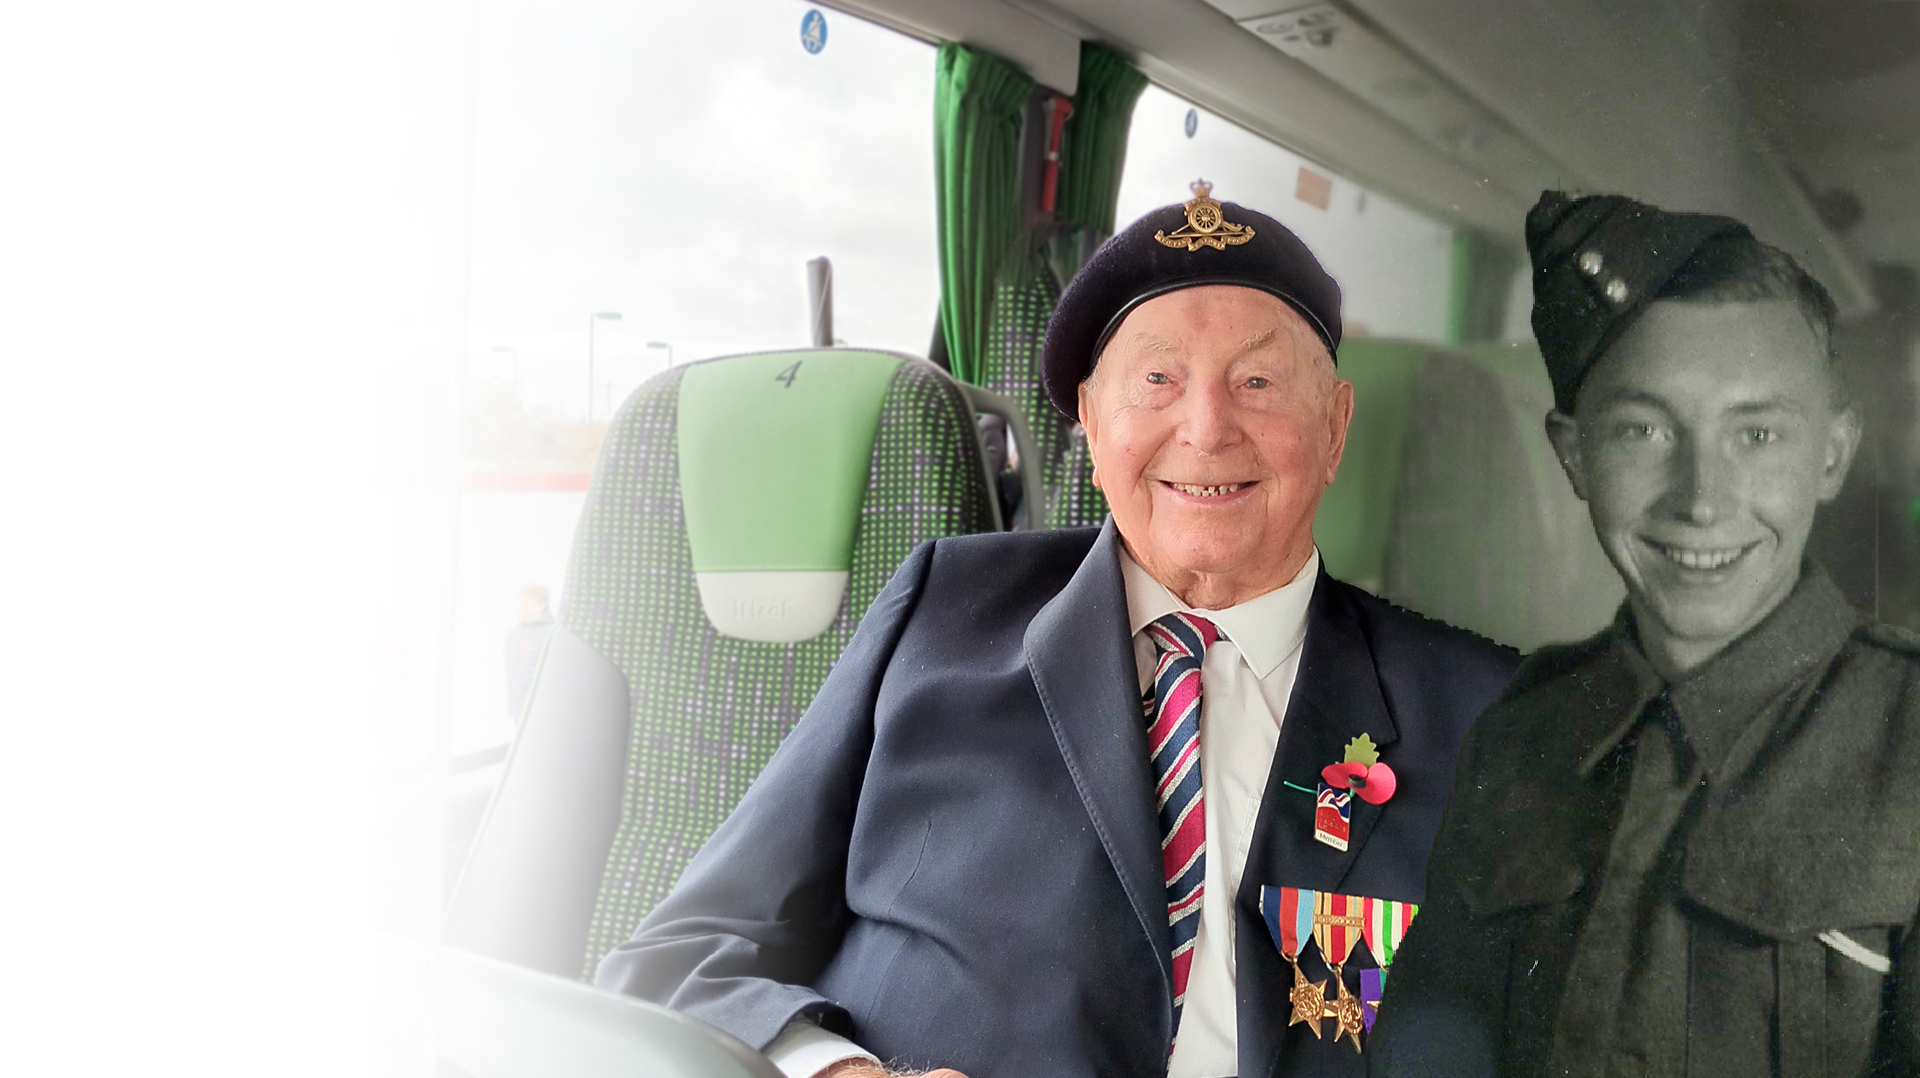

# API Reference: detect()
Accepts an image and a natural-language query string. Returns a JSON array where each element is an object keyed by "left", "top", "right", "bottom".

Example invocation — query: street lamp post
[
  {"left": 646, "top": 340, "right": 673, "bottom": 370},
  {"left": 588, "top": 312, "right": 622, "bottom": 420}
]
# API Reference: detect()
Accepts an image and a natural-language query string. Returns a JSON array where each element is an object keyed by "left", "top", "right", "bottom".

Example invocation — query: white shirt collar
[{"left": 1118, "top": 543, "right": 1319, "bottom": 679}]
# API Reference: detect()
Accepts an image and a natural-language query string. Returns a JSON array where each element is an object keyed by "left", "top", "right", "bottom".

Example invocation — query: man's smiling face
[
  {"left": 1078, "top": 285, "right": 1352, "bottom": 610},
  {"left": 1547, "top": 298, "right": 1860, "bottom": 674}
]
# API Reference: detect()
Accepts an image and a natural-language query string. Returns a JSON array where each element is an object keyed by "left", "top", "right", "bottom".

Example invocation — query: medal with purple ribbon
[{"left": 1359, "top": 968, "right": 1384, "bottom": 1032}]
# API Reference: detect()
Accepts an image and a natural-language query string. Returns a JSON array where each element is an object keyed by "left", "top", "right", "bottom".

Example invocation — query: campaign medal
[
  {"left": 1359, "top": 968, "right": 1385, "bottom": 1032},
  {"left": 1314, "top": 892, "right": 1368, "bottom": 1053},
  {"left": 1260, "top": 886, "right": 1421, "bottom": 1053},
  {"left": 1260, "top": 886, "right": 1327, "bottom": 1036},
  {"left": 1328, "top": 976, "right": 1367, "bottom": 1052},
  {"left": 1357, "top": 896, "right": 1419, "bottom": 1039},
  {"left": 1361, "top": 896, "right": 1417, "bottom": 977}
]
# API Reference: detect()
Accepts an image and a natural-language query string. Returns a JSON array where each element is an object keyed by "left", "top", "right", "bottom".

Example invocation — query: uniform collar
[
  {"left": 1576, "top": 561, "right": 1862, "bottom": 780},
  {"left": 1117, "top": 543, "right": 1318, "bottom": 680}
]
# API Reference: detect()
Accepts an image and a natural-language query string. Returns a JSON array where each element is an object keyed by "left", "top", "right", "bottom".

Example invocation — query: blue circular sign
[
  {"left": 801, "top": 9, "right": 828, "bottom": 54},
  {"left": 1184, "top": 108, "right": 1199, "bottom": 139}
]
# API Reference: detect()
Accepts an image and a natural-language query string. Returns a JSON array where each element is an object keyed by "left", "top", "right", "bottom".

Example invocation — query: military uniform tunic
[{"left": 1371, "top": 564, "right": 1920, "bottom": 1077}]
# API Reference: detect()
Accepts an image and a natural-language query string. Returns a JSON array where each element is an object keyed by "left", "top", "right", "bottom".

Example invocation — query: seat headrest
[{"left": 676, "top": 350, "right": 905, "bottom": 642}]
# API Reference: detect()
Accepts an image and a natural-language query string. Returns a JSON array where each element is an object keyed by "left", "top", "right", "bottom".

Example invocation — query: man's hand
[{"left": 815, "top": 1059, "right": 969, "bottom": 1078}]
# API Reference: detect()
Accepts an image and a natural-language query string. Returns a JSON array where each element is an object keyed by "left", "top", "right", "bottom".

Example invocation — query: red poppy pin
[{"left": 1321, "top": 734, "right": 1396, "bottom": 805}]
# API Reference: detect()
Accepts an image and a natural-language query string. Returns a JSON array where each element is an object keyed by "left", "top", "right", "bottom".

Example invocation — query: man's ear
[
  {"left": 1077, "top": 380, "right": 1101, "bottom": 490},
  {"left": 1544, "top": 410, "right": 1589, "bottom": 502},
  {"left": 1323, "top": 378, "right": 1355, "bottom": 486},
  {"left": 1815, "top": 403, "right": 1864, "bottom": 503}
]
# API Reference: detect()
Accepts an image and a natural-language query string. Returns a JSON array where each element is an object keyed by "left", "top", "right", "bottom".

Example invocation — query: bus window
[
  {"left": 449, "top": 0, "right": 939, "bottom": 857},
  {"left": 467, "top": 0, "right": 937, "bottom": 398},
  {"left": 1116, "top": 86, "right": 1455, "bottom": 344}
]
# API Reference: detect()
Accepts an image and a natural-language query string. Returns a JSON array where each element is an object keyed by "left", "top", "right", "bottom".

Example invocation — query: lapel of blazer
[
  {"left": 1238, "top": 569, "right": 1399, "bottom": 1078},
  {"left": 1256, "top": 568, "right": 1399, "bottom": 893},
  {"left": 1024, "top": 520, "right": 1172, "bottom": 1006}
]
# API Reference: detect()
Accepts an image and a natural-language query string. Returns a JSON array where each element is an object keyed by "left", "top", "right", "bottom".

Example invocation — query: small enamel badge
[
  {"left": 1312, "top": 782, "right": 1352, "bottom": 850},
  {"left": 1154, "top": 179, "right": 1256, "bottom": 252}
]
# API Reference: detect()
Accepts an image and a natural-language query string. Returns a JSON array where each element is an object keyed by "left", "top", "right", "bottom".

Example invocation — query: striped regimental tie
[{"left": 1142, "top": 612, "right": 1222, "bottom": 1043}]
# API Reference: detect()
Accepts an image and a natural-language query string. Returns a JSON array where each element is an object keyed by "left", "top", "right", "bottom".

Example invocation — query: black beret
[
  {"left": 1041, "top": 181, "right": 1342, "bottom": 418},
  {"left": 1528, "top": 190, "right": 1751, "bottom": 413}
]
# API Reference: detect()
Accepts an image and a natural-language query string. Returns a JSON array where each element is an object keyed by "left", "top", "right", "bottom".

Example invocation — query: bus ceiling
[{"left": 824, "top": 0, "right": 1920, "bottom": 319}]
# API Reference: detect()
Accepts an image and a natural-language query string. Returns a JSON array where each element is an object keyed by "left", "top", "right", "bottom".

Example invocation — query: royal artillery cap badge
[{"left": 1154, "top": 180, "right": 1256, "bottom": 252}]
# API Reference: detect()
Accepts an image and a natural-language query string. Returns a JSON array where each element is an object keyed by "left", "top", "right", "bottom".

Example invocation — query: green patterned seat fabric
[
  {"left": 978, "top": 245, "right": 1112, "bottom": 529},
  {"left": 979, "top": 251, "right": 1067, "bottom": 497},
  {"left": 1307, "top": 337, "right": 1621, "bottom": 651},
  {"left": 1311, "top": 339, "right": 1431, "bottom": 593},
  {"left": 1381, "top": 341, "right": 1621, "bottom": 650},
  {"left": 1045, "top": 424, "right": 1109, "bottom": 529},
  {"left": 564, "top": 352, "right": 995, "bottom": 978}
]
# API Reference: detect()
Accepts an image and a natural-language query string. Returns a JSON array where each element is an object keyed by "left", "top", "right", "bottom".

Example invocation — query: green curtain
[
  {"left": 935, "top": 40, "right": 1151, "bottom": 527},
  {"left": 1035, "top": 43, "right": 1150, "bottom": 527},
  {"left": 1055, "top": 43, "right": 1150, "bottom": 238},
  {"left": 934, "top": 43, "right": 1033, "bottom": 387}
]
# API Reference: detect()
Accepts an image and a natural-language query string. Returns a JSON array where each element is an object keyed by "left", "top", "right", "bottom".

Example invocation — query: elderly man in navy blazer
[{"left": 596, "top": 183, "right": 1519, "bottom": 1078}]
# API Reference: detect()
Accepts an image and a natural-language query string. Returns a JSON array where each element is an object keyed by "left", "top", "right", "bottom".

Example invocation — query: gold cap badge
[{"left": 1154, "top": 180, "right": 1256, "bottom": 252}]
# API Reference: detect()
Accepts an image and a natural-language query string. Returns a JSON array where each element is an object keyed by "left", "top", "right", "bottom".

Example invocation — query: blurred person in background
[{"left": 503, "top": 583, "right": 553, "bottom": 722}]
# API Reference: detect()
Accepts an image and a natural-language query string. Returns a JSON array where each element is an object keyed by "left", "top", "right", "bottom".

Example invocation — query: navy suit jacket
[{"left": 597, "top": 522, "right": 1518, "bottom": 1078}]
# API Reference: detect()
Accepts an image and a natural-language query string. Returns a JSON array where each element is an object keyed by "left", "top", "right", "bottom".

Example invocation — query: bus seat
[
  {"left": 977, "top": 251, "right": 1119, "bottom": 529},
  {"left": 445, "top": 349, "right": 998, "bottom": 983},
  {"left": 1313, "top": 339, "right": 1431, "bottom": 592},
  {"left": 1318, "top": 338, "right": 1621, "bottom": 652},
  {"left": 1046, "top": 424, "right": 1108, "bottom": 528},
  {"left": 978, "top": 259, "right": 1067, "bottom": 483},
  {"left": 1384, "top": 341, "right": 1621, "bottom": 650}
]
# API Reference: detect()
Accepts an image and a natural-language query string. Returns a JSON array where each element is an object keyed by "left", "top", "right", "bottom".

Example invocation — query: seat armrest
[
  {"left": 438, "top": 944, "right": 783, "bottom": 1078},
  {"left": 444, "top": 626, "right": 631, "bottom": 977},
  {"left": 958, "top": 383, "right": 1045, "bottom": 532}
]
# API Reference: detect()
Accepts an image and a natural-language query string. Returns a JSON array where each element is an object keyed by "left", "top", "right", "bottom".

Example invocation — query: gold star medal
[
  {"left": 1327, "top": 973, "right": 1367, "bottom": 1053},
  {"left": 1313, "top": 891, "right": 1370, "bottom": 1052},
  {"left": 1154, "top": 180, "right": 1256, "bottom": 252},
  {"left": 1261, "top": 886, "right": 1327, "bottom": 1038},
  {"left": 1289, "top": 959, "right": 1330, "bottom": 1037}
]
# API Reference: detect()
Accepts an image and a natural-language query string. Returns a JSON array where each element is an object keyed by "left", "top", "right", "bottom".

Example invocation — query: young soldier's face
[{"left": 1547, "top": 299, "right": 1860, "bottom": 672}]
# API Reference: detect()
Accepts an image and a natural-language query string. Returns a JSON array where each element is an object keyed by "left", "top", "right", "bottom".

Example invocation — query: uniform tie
[
  {"left": 1549, "top": 691, "right": 1702, "bottom": 1076},
  {"left": 1143, "top": 612, "right": 1222, "bottom": 1040}
]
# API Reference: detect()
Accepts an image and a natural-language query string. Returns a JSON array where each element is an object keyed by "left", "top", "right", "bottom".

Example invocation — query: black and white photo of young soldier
[{"left": 1370, "top": 192, "right": 1920, "bottom": 1077}]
